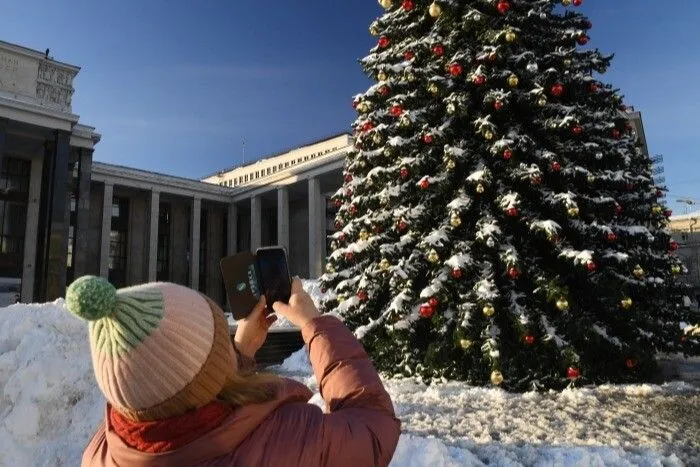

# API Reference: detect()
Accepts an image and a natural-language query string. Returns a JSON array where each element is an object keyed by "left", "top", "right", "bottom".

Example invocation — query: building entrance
[{"left": 0, "top": 157, "right": 30, "bottom": 306}]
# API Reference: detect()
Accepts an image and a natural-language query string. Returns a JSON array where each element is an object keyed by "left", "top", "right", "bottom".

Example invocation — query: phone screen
[{"left": 255, "top": 247, "right": 291, "bottom": 311}]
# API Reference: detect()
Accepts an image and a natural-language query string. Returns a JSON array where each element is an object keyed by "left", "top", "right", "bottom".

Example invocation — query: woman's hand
[
  {"left": 272, "top": 278, "right": 321, "bottom": 329},
  {"left": 234, "top": 296, "right": 277, "bottom": 359}
]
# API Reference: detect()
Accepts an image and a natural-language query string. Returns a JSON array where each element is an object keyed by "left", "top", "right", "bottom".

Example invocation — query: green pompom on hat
[{"left": 66, "top": 275, "right": 117, "bottom": 321}]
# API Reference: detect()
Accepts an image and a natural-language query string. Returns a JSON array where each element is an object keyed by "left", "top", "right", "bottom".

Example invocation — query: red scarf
[{"left": 109, "top": 402, "right": 233, "bottom": 453}]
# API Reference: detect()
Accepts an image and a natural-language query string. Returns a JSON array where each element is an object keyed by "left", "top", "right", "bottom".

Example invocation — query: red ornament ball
[
  {"left": 432, "top": 44, "right": 445, "bottom": 56},
  {"left": 357, "top": 290, "right": 368, "bottom": 301},
  {"left": 615, "top": 203, "right": 623, "bottom": 215},
  {"left": 451, "top": 267, "right": 463, "bottom": 279},
  {"left": 352, "top": 100, "right": 359, "bottom": 109},
  {"left": 335, "top": 220, "right": 343, "bottom": 230},
  {"left": 345, "top": 252, "right": 354, "bottom": 261},
  {"left": 551, "top": 161, "right": 562, "bottom": 172},
  {"left": 373, "top": 224, "right": 383, "bottom": 234},
  {"left": 506, "top": 207, "right": 519, "bottom": 217},
  {"left": 321, "top": 287, "right": 327, "bottom": 294},
  {"left": 585, "top": 260, "right": 597, "bottom": 272},
  {"left": 449, "top": 63, "right": 463, "bottom": 77},
  {"left": 404, "top": 50, "right": 415, "bottom": 60},
  {"left": 423, "top": 134, "right": 434, "bottom": 144},
  {"left": 344, "top": 173, "right": 353, "bottom": 182},
  {"left": 508, "top": 267, "right": 520, "bottom": 279},
  {"left": 494, "top": 100, "right": 504, "bottom": 111},
  {"left": 496, "top": 0, "right": 511, "bottom": 14},
  {"left": 656, "top": 189, "right": 664, "bottom": 198},
  {"left": 625, "top": 358, "right": 637, "bottom": 369},
  {"left": 338, "top": 232, "right": 345, "bottom": 242},
  {"left": 473, "top": 75, "right": 486, "bottom": 86},
  {"left": 612, "top": 129, "right": 621, "bottom": 139},
  {"left": 378, "top": 36, "right": 390, "bottom": 48},
  {"left": 567, "top": 367, "right": 581, "bottom": 379},
  {"left": 362, "top": 121, "right": 373, "bottom": 132},
  {"left": 400, "top": 167, "right": 410, "bottom": 179},
  {"left": 402, "top": 0, "right": 414, "bottom": 10},
  {"left": 379, "top": 85, "right": 391, "bottom": 96},
  {"left": 334, "top": 199, "right": 342, "bottom": 208},
  {"left": 398, "top": 220, "right": 408, "bottom": 231},
  {"left": 551, "top": 83, "right": 564, "bottom": 97},
  {"left": 390, "top": 104, "right": 403, "bottom": 117},
  {"left": 503, "top": 149, "right": 513, "bottom": 160},
  {"left": 577, "top": 35, "right": 589, "bottom": 45},
  {"left": 670, "top": 240, "right": 680, "bottom": 251},
  {"left": 572, "top": 125, "right": 583, "bottom": 135},
  {"left": 419, "top": 178, "right": 430, "bottom": 190},
  {"left": 607, "top": 232, "right": 617, "bottom": 242},
  {"left": 589, "top": 83, "right": 599, "bottom": 93},
  {"left": 419, "top": 303, "right": 434, "bottom": 318},
  {"left": 524, "top": 335, "right": 536, "bottom": 345},
  {"left": 428, "top": 297, "right": 439, "bottom": 308},
  {"left": 664, "top": 209, "right": 673, "bottom": 218},
  {"left": 573, "top": 0, "right": 583, "bottom": 5},
  {"left": 348, "top": 204, "right": 357, "bottom": 215}
]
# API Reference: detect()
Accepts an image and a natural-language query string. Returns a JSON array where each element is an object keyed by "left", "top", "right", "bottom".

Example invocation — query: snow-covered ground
[{"left": 1, "top": 286, "right": 699, "bottom": 466}]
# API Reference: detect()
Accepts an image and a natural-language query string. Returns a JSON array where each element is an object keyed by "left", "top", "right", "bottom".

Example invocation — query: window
[
  {"left": 109, "top": 197, "right": 129, "bottom": 288},
  {"left": 157, "top": 204, "right": 170, "bottom": 281},
  {"left": 0, "top": 157, "right": 30, "bottom": 281}
]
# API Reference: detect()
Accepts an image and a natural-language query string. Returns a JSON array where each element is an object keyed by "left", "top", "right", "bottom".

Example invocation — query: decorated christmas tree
[{"left": 319, "top": 0, "right": 699, "bottom": 390}]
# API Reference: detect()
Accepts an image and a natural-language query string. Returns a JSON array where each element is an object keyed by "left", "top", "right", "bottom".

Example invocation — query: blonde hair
[{"left": 217, "top": 370, "right": 282, "bottom": 407}]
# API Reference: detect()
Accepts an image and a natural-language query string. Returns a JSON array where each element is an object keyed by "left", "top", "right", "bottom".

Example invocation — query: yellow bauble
[
  {"left": 484, "top": 130, "right": 494, "bottom": 140},
  {"left": 360, "top": 229, "right": 369, "bottom": 241},
  {"left": 587, "top": 175, "right": 596, "bottom": 183},
  {"left": 379, "top": 0, "right": 392, "bottom": 9},
  {"left": 326, "top": 263, "right": 335, "bottom": 273},
  {"left": 400, "top": 115, "right": 411, "bottom": 127},
  {"left": 450, "top": 214, "right": 462, "bottom": 227},
  {"left": 373, "top": 133, "right": 384, "bottom": 144},
  {"left": 446, "top": 159, "right": 456, "bottom": 170},
  {"left": 428, "top": 82, "right": 440, "bottom": 94},
  {"left": 446, "top": 102, "right": 457, "bottom": 114},
  {"left": 379, "top": 258, "right": 391, "bottom": 271},
  {"left": 556, "top": 297, "right": 569, "bottom": 311},
  {"left": 428, "top": 2, "right": 442, "bottom": 17},
  {"left": 357, "top": 102, "right": 369, "bottom": 114},
  {"left": 337, "top": 296, "right": 346, "bottom": 303},
  {"left": 564, "top": 59, "right": 572, "bottom": 67},
  {"left": 562, "top": 0, "right": 571, "bottom": 5},
  {"left": 370, "top": 25, "right": 380, "bottom": 36},
  {"left": 633, "top": 264, "right": 645, "bottom": 279},
  {"left": 476, "top": 183, "right": 485, "bottom": 193},
  {"left": 459, "top": 339, "right": 473, "bottom": 349},
  {"left": 491, "top": 370, "right": 504, "bottom": 385},
  {"left": 567, "top": 206, "right": 580, "bottom": 217},
  {"left": 505, "top": 31, "right": 517, "bottom": 43},
  {"left": 508, "top": 74, "right": 519, "bottom": 87},
  {"left": 377, "top": 71, "right": 388, "bottom": 81},
  {"left": 671, "top": 264, "right": 682, "bottom": 275},
  {"left": 483, "top": 304, "right": 495, "bottom": 317},
  {"left": 620, "top": 297, "right": 633, "bottom": 309},
  {"left": 537, "top": 96, "right": 548, "bottom": 106},
  {"left": 405, "top": 72, "right": 416, "bottom": 82},
  {"left": 652, "top": 205, "right": 663, "bottom": 214},
  {"left": 428, "top": 249, "right": 440, "bottom": 263}
]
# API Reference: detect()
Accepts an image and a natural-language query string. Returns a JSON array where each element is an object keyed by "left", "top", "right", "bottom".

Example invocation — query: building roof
[{"left": 200, "top": 131, "right": 351, "bottom": 179}]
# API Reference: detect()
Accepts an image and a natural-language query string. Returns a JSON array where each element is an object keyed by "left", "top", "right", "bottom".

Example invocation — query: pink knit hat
[{"left": 65, "top": 275, "right": 237, "bottom": 421}]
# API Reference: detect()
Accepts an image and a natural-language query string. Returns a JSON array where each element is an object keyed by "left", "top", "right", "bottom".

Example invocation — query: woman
[{"left": 67, "top": 275, "right": 400, "bottom": 466}]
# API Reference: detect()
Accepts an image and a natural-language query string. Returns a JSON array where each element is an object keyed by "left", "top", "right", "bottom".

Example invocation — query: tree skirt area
[{"left": 0, "top": 300, "right": 698, "bottom": 466}]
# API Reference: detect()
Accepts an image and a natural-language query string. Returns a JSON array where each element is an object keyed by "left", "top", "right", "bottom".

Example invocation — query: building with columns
[{"left": 0, "top": 39, "right": 656, "bottom": 310}]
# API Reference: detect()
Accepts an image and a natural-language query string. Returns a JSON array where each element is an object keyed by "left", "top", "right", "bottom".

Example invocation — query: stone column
[
  {"left": 44, "top": 130, "right": 71, "bottom": 300},
  {"left": 99, "top": 183, "right": 114, "bottom": 278},
  {"left": 72, "top": 149, "right": 93, "bottom": 278},
  {"left": 21, "top": 156, "right": 44, "bottom": 302},
  {"left": 277, "top": 187, "right": 290, "bottom": 251},
  {"left": 227, "top": 203, "right": 238, "bottom": 255},
  {"left": 250, "top": 196, "right": 261, "bottom": 252},
  {"left": 190, "top": 196, "right": 201, "bottom": 290},
  {"left": 147, "top": 190, "right": 160, "bottom": 281},
  {"left": 0, "top": 119, "right": 6, "bottom": 171},
  {"left": 308, "top": 177, "right": 323, "bottom": 278}
]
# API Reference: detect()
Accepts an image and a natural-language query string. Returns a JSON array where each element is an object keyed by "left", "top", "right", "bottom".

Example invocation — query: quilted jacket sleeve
[{"left": 262, "top": 316, "right": 401, "bottom": 467}]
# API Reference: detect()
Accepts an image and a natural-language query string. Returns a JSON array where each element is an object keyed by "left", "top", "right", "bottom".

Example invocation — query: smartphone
[
  {"left": 255, "top": 246, "right": 292, "bottom": 314},
  {"left": 220, "top": 251, "right": 261, "bottom": 320}
]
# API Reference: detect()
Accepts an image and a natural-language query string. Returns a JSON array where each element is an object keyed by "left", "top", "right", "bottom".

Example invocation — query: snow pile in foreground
[{"left": 1, "top": 290, "right": 697, "bottom": 466}]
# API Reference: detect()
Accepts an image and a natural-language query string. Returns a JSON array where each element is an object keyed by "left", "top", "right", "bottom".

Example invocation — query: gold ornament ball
[
  {"left": 379, "top": 258, "right": 391, "bottom": 271},
  {"left": 476, "top": 183, "right": 485, "bottom": 194},
  {"left": 568, "top": 206, "right": 580, "bottom": 217},
  {"left": 633, "top": 265, "right": 645, "bottom": 279},
  {"left": 537, "top": 96, "right": 548, "bottom": 106},
  {"left": 491, "top": 370, "right": 504, "bottom": 385},
  {"left": 370, "top": 25, "right": 380, "bottom": 36},
  {"left": 508, "top": 74, "right": 519, "bottom": 87},
  {"left": 337, "top": 295, "right": 346, "bottom": 303},
  {"left": 562, "top": 0, "right": 571, "bottom": 5},
  {"left": 400, "top": 115, "right": 411, "bottom": 127},
  {"left": 357, "top": 102, "right": 369, "bottom": 114},
  {"left": 483, "top": 304, "right": 496, "bottom": 317},
  {"left": 379, "top": 0, "right": 393, "bottom": 9},
  {"left": 360, "top": 229, "right": 369, "bottom": 241},
  {"left": 427, "top": 249, "right": 440, "bottom": 263},
  {"left": 450, "top": 214, "right": 462, "bottom": 227},
  {"left": 459, "top": 339, "right": 473, "bottom": 349},
  {"left": 428, "top": 82, "right": 440, "bottom": 95},
  {"left": 373, "top": 133, "right": 384, "bottom": 145},
  {"left": 446, "top": 102, "right": 457, "bottom": 114},
  {"left": 428, "top": 2, "right": 442, "bottom": 17},
  {"left": 405, "top": 72, "right": 416, "bottom": 82},
  {"left": 446, "top": 159, "right": 456, "bottom": 170},
  {"left": 671, "top": 264, "right": 682, "bottom": 275},
  {"left": 505, "top": 31, "right": 517, "bottom": 43},
  {"left": 652, "top": 205, "right": 663, "bottom": 214},
  {"left": 587, "top": 175, "right": 596, "bottom": 183},
  {"left": 326, "top": 263, "right": 335, "bottom": 273},
  {"left": 556, "top": 297, "right": 570, "bottom": 311},
  {"left": 620, "top": 297, "right": 633, "bottom": 309},
  {"left": 564, "top": 59, "right": 572, "bottom": 67},
  {"left": 377, "top": 71, "right": 388, "bottom": 81},
  {"left": 484, "top": 130, "right": 494, "bottom": 141}
]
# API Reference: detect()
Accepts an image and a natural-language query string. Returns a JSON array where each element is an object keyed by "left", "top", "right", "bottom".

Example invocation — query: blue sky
[{"left": 2, "top": 1, "right": 699, "bottom": 208}]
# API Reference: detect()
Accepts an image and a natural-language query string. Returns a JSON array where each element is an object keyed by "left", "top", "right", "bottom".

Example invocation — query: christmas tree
[{"left": 319, "top": 0, "right": 699, "bottom": 390}]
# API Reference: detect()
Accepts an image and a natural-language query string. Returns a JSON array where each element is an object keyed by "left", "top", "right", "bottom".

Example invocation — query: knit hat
[{"left": 66, "top": 275, "right": 238, "bottom": 421}]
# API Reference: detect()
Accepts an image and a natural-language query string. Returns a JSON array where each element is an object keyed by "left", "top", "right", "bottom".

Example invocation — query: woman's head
[{"left": 66, "top": 276, "right": 261, "bottom": 421}]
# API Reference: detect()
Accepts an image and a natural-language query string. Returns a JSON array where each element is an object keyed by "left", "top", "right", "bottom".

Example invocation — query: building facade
[
  {"left": 0, "top": 40, "right": 655, "bottom": 310},
  {"left": 669, "top": 211, "right": 700, "bottom": 299}
]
